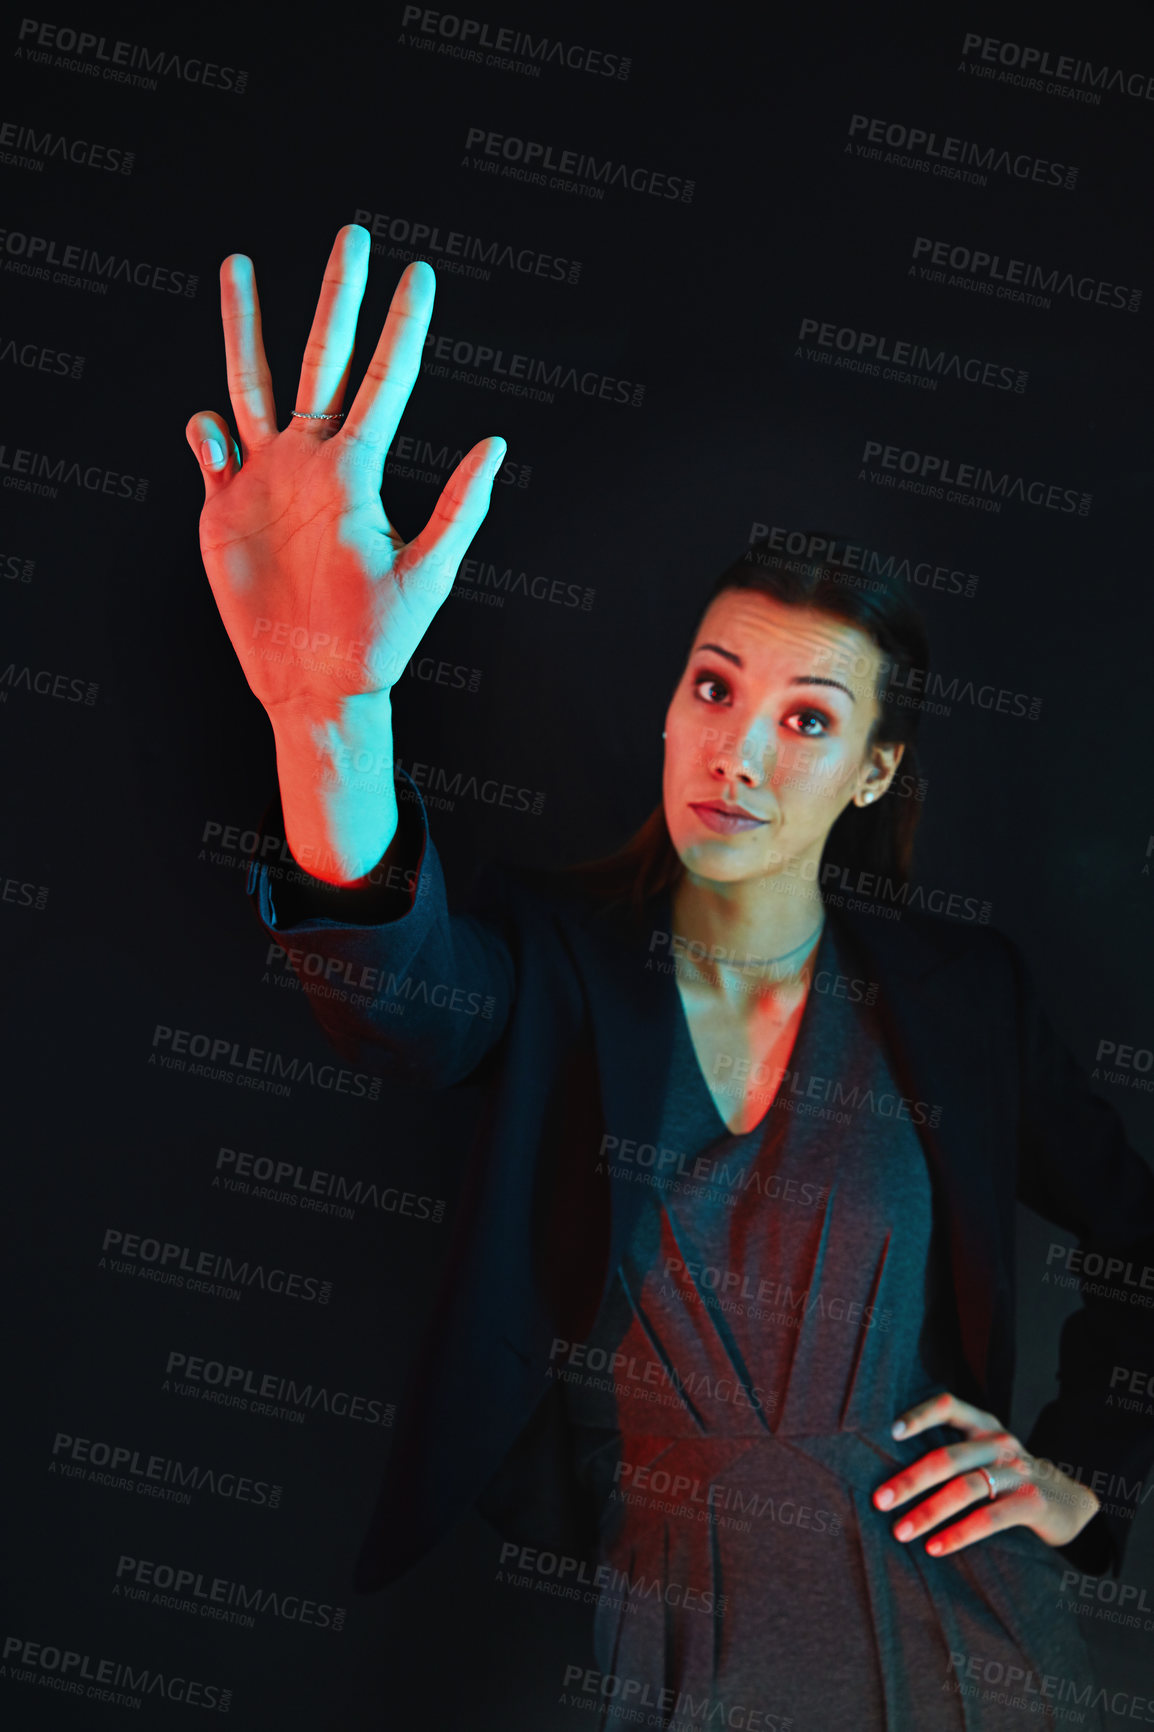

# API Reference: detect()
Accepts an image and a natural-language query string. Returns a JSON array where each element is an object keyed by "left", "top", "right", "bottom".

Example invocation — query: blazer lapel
[
  {"left": 576, "top": 890, "right": 685, "bottom": 1294},
  {"left": 825, "top": 903, "right": 1003, "bottom": 1401}
]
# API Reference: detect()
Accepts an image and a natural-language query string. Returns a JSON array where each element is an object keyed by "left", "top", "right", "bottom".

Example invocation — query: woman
[{"left": 187, "top": 226, "right": 1154, "bottom": 1729}]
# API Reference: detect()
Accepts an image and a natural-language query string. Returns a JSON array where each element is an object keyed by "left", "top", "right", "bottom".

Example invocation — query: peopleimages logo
[
  {"left": 0, "top": 441, "right": 147, "bottom": 500},
  {"left": 15, "top": 18, "right": 248, "bottom": 93},
  {"left": 422, "top": 328, "right": 644, "bottom": 407},
  {"left": 797, "top": 316, "right": 1026, "bottom": 394},
  {"left": 0, "top": 119, "right": 135, "bottom": 173},
  {"left": 748, "top": 525, "right": 981, "bottom": 601},
  {"left": 164, "top": 1349, "right": 395, "bottom": 1426},
  {"left": 49, "top": 1429, "right": 282, "bottom": 1509},
  {"left": 847, "top": 113, "right": 1077, "bottom": 190},
  {"left": 148, "top": 1023, "right": 382, "bottom": 1102},
  {"left": 959, "top": 32, "right": 1154, "bottom": 104},
  {"left": 859, "top": 438, "right": 1091, "bottom": 516},
  {"left": 454, "top": 556, "right": 595, "bottom": 610},
  {"left": 399, "top": 8, "right": 631, "bottom": 80},
  {"left": 0, "top": 227, "right": 197, "bottom": 296},
  {"left": 352, "top": 206, "right": 581, "bottom": 286},
  {"left": 264, "top": 938, "right": 496, "bottom": 1022},
  {"left": 462, "top": 126, "right": 693, "bottom": 201},
  {"left": 0, "top": 662, "right": 99, "bottom": 702},
  {"left": 909, "top": 235, "right": 1140, "bottom": 313},
  {"left": 385, "top": 428, "right": 531, "bottom": 489},
  {"left": 560, "top": 1665, "right": 791, "bottom": 1730},
  {"left": 214, "top": 1144, "right": 447, "bottom": 1225},
  {"left": 0, "top": 336, "right": 84, "bottom": 378},
  {"left": 99, "top": 1227, "right": 334, "bottom": 1304},
  {"left": 114, "top": 1555, "right": 345, "bottom": 1633},
  {"left": 2, "top": 1634, "right": 232, "bottom": 1712}
]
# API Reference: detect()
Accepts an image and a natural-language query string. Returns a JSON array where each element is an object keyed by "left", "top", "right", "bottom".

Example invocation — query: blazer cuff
[
  {"left": 245, "top": 764, "right": 431, "bottom": 932},
  {"left": 1024, "top": 1400, "right": 1151, "bottom": 1578},
  {"left": 1051, "top": 1505, "right": 1118, "bottom": 1578}
]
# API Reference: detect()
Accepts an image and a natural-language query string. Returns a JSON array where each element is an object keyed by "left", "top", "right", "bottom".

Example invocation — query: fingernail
[
  {"left": 875, "top": 1488, "right": 893, "bottom": 1509},
  {"left": 201, "top": 439, "right": 225, "bottom": 468},
  {"left": 926, "top": 1540, "right": 943, "bottom": 1556},
  {"left": 891, "top": 1420, "right": 906, "bottom": 1438},
  {"left": 894, "top": 1520, "right": 913, "bottom": 1541}
]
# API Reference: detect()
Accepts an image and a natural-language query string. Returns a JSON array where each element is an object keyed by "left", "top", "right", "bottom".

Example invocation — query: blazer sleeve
[
  {"left": 244, "top": 763, "right": 517, "bottom": 1091},
  {"left": 1006, "top": 936, "right": 1154, "bottom": 1577}
]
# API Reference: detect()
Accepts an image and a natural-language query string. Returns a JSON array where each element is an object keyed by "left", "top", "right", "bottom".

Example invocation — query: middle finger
[
  {"left": 293, "top": 224, "right": 371, "bottom": 420},
  {"left": 874, "top": 1438, "right": 1010, "bottom": 1512}
]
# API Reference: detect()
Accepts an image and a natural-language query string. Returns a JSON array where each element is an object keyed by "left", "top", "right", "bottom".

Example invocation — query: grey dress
[{"left": 560, "top": 921, "right": 1104, "bottom": 1731}]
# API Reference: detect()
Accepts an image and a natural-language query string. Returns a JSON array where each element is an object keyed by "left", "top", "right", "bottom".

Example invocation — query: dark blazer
[{"left": 247, "top": 765, "right": 1154, "bottom": 1590}]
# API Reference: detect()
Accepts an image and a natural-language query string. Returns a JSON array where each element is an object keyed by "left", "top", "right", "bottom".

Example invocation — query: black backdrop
[{"left": 4, "top": 1, "right": 1154, "bottom": 1725}]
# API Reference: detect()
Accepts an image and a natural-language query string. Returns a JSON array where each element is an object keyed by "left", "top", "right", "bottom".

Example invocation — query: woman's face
[{"left": 662, "top": 588, "right": 904, "bottom": 887}]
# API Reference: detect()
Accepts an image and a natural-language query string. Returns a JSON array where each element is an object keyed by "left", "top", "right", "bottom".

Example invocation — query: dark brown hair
[{"left": 564, "top": 533, "right": 932, "bottom": 911}]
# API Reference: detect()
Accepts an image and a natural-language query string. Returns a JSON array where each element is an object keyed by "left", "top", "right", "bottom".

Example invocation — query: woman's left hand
[{"left": 872, "top": 1391, "right": 1101, "bottom": 1556}]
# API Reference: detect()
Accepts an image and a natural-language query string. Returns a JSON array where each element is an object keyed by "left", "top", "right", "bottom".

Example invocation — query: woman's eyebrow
[
  {"left": 694, "top": 640, "right": 742, "bottom": 666},
  {"left": 693, "top": 644, "right": 856, "bottom": 703},
  {"left": 789, "top": 675, "right": 856, "bottom": 702}
]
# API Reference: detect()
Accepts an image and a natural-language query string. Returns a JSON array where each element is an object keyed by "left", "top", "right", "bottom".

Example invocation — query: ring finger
[{"left": 891, "top": 1465, "right": 1011, "bottom": 1546}]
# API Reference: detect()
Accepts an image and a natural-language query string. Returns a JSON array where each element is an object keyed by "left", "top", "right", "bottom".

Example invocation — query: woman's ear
[{"left": 853, "top": 740, "right": 905, "bottom": 806}]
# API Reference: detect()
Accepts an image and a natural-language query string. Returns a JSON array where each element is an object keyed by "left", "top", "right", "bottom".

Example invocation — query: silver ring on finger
[
  {"left": 978, "top": 1466, "right": 998, "bottom": 1501},
  {"left": 290, "top": 409, "right": 346, "bottom": 420}
]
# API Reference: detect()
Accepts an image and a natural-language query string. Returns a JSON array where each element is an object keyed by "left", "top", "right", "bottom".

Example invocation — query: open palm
[{"left": 185, "top": 224, "right": 505, "bottom": 720}]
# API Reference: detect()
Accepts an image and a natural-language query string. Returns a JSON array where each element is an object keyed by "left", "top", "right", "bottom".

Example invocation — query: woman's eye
[
  {"left": 692, "top": 673, "right": 729, "bottom": 704},
  {"left": 783, "top": 708, "right": 829, "bottom": 737}
]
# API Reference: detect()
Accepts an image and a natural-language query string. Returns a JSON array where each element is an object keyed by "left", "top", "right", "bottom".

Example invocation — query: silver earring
[{"left": 662, "top": 729, "right": 667, "bottom": 739}]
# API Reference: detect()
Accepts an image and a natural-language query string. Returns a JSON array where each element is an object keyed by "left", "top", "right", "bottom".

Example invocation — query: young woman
[{"left": 187, "top": 226, "right": 1154, "bottom": 1730}]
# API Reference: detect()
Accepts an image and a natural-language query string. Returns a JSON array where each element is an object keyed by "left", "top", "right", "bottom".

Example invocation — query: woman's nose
[{"left": 708, "top": 734, "right": 774, "bottom": 783}]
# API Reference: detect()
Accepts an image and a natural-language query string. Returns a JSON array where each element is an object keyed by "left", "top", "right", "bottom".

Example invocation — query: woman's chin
[{"left": 675, "top": 840, "right": 778, "bottom": 885}]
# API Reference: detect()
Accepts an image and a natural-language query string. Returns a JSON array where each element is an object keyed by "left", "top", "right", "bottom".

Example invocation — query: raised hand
[
  {"left": 184, "top": 224, "right": 505, "bottom": 883},
  {"left": 186, "top": 223, "right": 504, "bottom": 712}
]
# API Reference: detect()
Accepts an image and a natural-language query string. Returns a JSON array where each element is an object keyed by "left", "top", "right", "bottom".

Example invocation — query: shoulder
[
  {"left": 830, "top": 897, "right": 1026, "bottom": 991},
  {"left": 463, "top": 854, "right": 628, "bottom": 935}
]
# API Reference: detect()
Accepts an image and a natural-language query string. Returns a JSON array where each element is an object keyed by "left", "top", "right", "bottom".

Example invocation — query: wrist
[
  {"left": 1077, "top": 1482, "right": 1103, "bottom": 1525},
  {"left": 269, "top": 692, "right": 398, "bottom": 885},
  {"left": 1053, "top": 1466, "right": 1102, "bottom": 1533}
]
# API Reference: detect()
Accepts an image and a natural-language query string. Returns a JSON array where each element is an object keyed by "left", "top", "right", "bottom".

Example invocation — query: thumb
[{"left": 185, "top": 411, "right": 239, "bottom": 497}]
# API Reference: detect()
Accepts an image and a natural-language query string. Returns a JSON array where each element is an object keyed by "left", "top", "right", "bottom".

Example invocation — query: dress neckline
[{"left": 671, "top": 920, "right": 834, "bottom": 1140}]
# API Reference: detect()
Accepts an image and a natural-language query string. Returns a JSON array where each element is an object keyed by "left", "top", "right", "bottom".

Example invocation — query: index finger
[
  {"left": 891, "top": 1392, "right": 996, "bottom": 1440},
  {"left": 220, "top": 252, "right": 278, "bottom": 454},
  {"left": 874, "top": 1440, "right": 1003, "bottom": 1513},
  {"left": 339, "top": 259, "right": 435, "bottom": 458}
]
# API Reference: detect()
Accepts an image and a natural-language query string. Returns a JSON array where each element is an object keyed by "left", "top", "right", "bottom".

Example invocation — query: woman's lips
[{"left": 688, "top": 802, "right": 769, "bottom": 834}]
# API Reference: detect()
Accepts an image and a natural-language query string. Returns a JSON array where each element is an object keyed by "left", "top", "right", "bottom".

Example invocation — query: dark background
[{"left": 4, "top": 0, "right": 1154, "bottom": 1724}]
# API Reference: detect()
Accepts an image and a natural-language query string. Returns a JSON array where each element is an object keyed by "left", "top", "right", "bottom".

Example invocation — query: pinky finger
[
  {"left": 404, "top": 436, "right": 507, "bottom": 588},
  {"left": 186, "top": 410, "right": 241, "bottom": 497}
]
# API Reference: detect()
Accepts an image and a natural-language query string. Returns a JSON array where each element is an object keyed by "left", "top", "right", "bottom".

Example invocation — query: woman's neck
[{"left": 669, "top": 871, "right": 826, "bottom": 998}]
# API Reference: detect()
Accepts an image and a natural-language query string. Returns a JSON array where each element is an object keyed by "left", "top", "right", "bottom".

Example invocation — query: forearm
[{"left": 269, "top": 688, "right": 399, "bottom": 887}]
